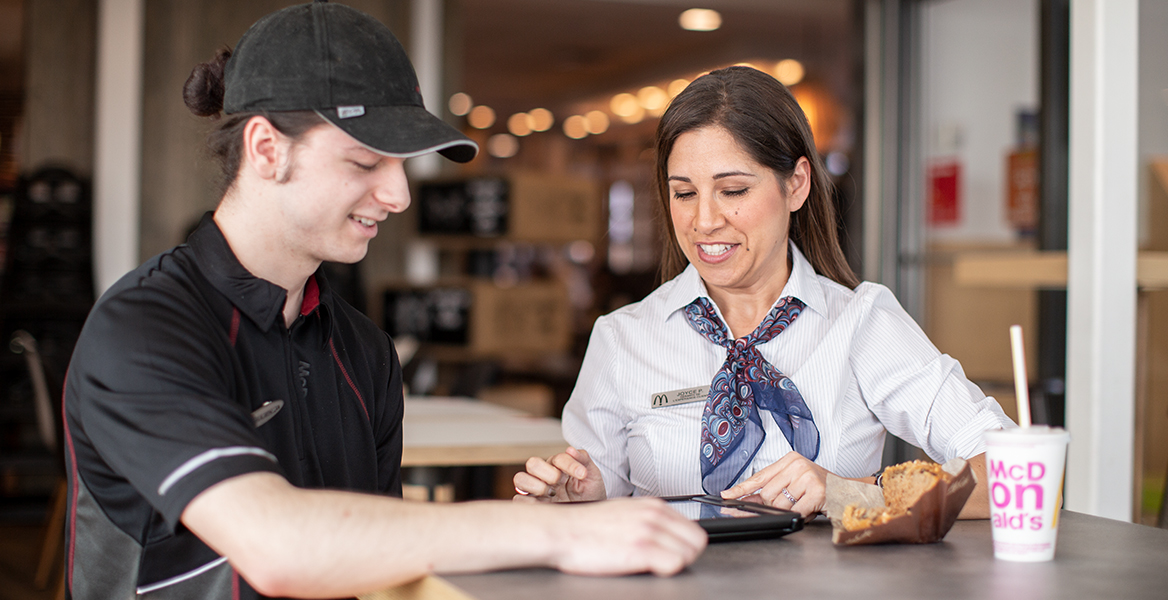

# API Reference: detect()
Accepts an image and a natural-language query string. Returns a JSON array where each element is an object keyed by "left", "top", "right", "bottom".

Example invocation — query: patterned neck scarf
[{"left": 683, "top": 296, "right": 819, "bottom": 494}]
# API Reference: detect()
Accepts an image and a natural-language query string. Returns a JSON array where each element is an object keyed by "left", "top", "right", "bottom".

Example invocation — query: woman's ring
[{"left": 780, "top": 488, "right": 797, "bottom": 504}]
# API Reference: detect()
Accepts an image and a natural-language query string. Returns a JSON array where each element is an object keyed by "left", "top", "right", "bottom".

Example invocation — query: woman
[{"left": 514, "top": 66, "right": 1012, "bottom": 518}]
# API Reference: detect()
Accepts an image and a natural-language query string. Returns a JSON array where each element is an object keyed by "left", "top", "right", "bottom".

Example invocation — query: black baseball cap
[{"left": 223, "top": 0, "right": 477, "bottom": 163}]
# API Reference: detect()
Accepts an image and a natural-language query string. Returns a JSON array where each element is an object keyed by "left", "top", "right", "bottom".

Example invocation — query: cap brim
[{"left": 316, "top": 105, "right": 479, "bottom": 163}]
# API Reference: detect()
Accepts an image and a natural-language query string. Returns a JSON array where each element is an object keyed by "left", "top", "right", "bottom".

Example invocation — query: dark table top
[{"left": 445, "top": 511, "right": 1168, "bottom": 599}]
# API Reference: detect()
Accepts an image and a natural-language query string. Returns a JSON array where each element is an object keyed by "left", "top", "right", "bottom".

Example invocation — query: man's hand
[
  {"left": 720, "top": 452, "right": 830, "bottom": 518},
  {"left": 513, "top": 447, "right": 606, "bottom": 503},
  {"left": 552, "top": 498, "right": 707, "bottom": 577}
]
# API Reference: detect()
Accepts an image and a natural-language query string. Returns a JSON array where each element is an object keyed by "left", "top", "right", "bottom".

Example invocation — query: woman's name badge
[{"left": 650, "top": 385, "right": 710, "bottom": 408}]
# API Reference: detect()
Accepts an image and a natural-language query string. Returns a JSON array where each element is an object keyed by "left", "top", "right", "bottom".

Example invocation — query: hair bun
[{"left": 183, "top": 48, "right": 231, "bottom": 118}]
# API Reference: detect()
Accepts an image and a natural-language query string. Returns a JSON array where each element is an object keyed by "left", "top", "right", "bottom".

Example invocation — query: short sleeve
[
  {"left": 68, "top": 284, "right": 281, "bottom": 530},
  {"left": 562, "top": 317, "right": 635, "bottom": 498}
]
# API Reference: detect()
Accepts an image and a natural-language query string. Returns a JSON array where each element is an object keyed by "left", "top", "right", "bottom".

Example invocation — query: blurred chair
[
  {"left": 11, "top": 331, "right": 56, "bottom": 452},
  {"left": 10, "top": 330, "right": 67, "bottom": 598}
]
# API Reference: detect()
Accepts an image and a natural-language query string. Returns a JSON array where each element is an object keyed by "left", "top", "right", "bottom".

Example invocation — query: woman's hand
[
  {"left": 513, "top": 446, "right": 607, "bottom": 503},
  {"left": 720, "top": 452, "right": 831, "bottom": 518}
]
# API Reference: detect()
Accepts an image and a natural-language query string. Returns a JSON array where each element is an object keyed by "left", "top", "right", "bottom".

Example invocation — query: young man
[{"left": 62, "top": 2, "right": 706, "bottom": 598}]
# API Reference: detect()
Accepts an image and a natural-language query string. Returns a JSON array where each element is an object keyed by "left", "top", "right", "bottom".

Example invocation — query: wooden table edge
[{"left": 402, "top": 443, "right": 567, "bottom": 467}]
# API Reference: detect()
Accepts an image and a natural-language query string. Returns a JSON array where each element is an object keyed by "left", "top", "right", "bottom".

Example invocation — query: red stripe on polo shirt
[
  {"left": 62, "top": 368, "right": 78, "bottom": 592},
  {"left": 229, "top": 308, "right": 240, "bottom": 347},
  {"left": 300, "top": 275, "right": 320, "bottom": 316},
  {"left": 329, "top": 338, "right": 369, "bottom": 422}
]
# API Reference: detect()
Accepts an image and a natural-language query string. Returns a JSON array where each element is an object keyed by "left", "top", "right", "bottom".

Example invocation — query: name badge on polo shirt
[
  {"left": 650, "top": 385, "right": 709, "bottom": 409},
  {"left": 251, "top": 400, "right": 284, "bottom": 428}
]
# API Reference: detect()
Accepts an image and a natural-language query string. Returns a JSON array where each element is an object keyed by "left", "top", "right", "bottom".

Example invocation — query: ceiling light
[
  {"left": 610, "top": 93, "right": 640, "bottom": 118},
  {"left": 448, "top": 92, "right": 473, "bottom": 116},
  {"left": 467, "top": 105, "right": 496, "bottom": 129},
  {"left": 563, "top": 115, "right": 589, "bottom": 139},
  {"left": 584, "top": 111, "right": 610, "bottom": 135},
  {"left": 637, "top": 86, "right": 668, "bottom": 111},
  {"left": 528, "top": 108, "right": 554, "bottom": 132},
  {"left": 774, "top": 59, "right": 805, "bottom": 86},
  {"left": 487, "top": 133, "right": 519, "bottom": 158},
  {"left": 679, "top": 8, "right": 721, "bottom": 32},
  {"left": 508, "top": 112, "right": 533, "bottom": 137},
  {"left": 668, "top": 79, "right": 690, "bottom": 98}
]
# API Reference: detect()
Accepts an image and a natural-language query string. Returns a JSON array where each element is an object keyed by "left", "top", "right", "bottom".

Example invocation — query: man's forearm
[
  {"left": 183, "top": 473, "right": 556, "bottom": 597},
  {"left": 182, "top": 471, "right": 705, "bottom": 598}
]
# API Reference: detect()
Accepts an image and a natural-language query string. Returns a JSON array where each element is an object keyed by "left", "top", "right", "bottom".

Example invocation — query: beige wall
[{"left": 20, "top": 0, "right": 96, "bottom": 176}]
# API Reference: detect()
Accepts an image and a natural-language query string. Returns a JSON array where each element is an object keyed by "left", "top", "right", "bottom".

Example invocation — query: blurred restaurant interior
[{"left": 0, "top": 0, "right": 1167, "bottom": 594}]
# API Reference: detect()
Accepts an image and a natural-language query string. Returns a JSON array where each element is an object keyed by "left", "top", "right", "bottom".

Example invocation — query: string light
[
  {"left": 467, "top": 105, "right": 496, "bottom": 129},
  {"left": 584, "top": 111, "right": 610, "bottom": 135},
  {"left": 487, "top": 133, "right": 519, "bottom": 158},
  {"left": 637, "top": 86, "right": 668, "bottom": 111},
  {"left": 563, "top": 115, "right": 588, "bottom": 139},
  {"left": 448, "top": 92, "right": 472, "bottom": 116},
  {"left": 774, "top": 59, "right": 805, "bottom": 86},
  {"left": 528, "top": 108, "right": 554, "bottom": 132},
  {"left": 507, "top": 112, "right": 533, "bottom": 136},
  {"left": 610, "top": 93, "right": 639, "bottom": 118}
]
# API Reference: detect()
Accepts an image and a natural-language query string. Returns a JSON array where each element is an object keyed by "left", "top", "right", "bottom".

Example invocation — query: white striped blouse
[{"left": 563, "top": 244, "right": 1015, "bottom": 498}]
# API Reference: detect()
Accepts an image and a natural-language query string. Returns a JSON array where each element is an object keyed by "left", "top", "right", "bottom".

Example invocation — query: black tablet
[{"left": 660, "top": 494, "right": 804, "bottom": 542}]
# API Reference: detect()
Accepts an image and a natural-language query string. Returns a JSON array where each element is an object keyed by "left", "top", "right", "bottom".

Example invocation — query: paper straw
[{"left": 1009, "top": 325, "right": 1032, "bottom": 428}]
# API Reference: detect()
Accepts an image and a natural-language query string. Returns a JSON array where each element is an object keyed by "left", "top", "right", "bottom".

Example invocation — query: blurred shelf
[{"left": 953, "top": 250, "right": 1168, "bottom": 290}]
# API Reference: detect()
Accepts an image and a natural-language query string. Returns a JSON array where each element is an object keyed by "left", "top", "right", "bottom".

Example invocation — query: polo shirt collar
[
  {"left": 188, "top": 213, "right": 332, "bottom": 332},
  {"left": 302, "top": 265, "right": 337, "bottom": 344},
  {"left": 663, "top": 242, "right": 828, "bottom": 323}
]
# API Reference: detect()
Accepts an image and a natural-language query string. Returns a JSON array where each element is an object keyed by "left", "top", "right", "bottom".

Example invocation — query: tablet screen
[
  {"left": 661, "top": 494, "right": 803, "bottom": 542},
  {"left": 663, "top": 496, "right": 758, "bottom": 519}
]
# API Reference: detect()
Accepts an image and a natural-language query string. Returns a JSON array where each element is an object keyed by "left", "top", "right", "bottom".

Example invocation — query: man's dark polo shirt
[{"left": 62, "top": 215, "right": 404, "bottom": 599}]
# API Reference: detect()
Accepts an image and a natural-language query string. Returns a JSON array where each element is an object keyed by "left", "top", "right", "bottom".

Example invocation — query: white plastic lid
[{"left": 984, "top": 425, "right": 1070, "bottom": 446}]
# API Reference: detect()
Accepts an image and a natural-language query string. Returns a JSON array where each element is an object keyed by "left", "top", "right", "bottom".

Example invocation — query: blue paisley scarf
[{"left": 683, "top": 296, "right": 820, "bottom": 494}]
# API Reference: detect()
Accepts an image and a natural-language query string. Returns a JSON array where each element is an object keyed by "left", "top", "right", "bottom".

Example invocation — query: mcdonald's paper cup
[{"left": 984, "top": 426, "right": 1070, "bottom": 562}]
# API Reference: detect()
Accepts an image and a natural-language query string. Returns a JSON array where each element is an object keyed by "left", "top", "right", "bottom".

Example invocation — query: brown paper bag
[{"left": 823, "top": 458, "right": 976, "bottom": 545}]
